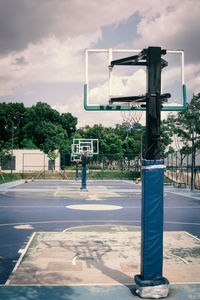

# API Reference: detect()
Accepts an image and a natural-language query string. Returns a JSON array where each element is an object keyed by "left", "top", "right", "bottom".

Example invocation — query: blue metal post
[
  {"left": 76, "top": 162, "right": 79, "bottom": 181},
  {"left": 141, "top": 160, "right": 165, "bottom": 280},
  {"left": 81, "top": 165, "right": 87, "bottom": 190}
]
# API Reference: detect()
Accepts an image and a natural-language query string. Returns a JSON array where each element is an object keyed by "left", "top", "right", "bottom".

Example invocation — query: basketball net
[{"left": 120, "top": 102, "right": 143, "bottom": 130}]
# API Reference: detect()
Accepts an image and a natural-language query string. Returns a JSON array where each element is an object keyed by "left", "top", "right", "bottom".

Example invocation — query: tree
[
  {"left": 22, "top": 102, "right": 77, "bottom": 153},
  {"left": 0, "top": 102, "right": 26, "bottom": 148},
  {"left": 176, "top": 94, "right": 200, "bottom": 175},
  {"left": 100, "top": 132, "right": 123, "bottom": 160},
  {"left": 161, "top": 94, "right": 200, "bottom": 185},
  {"left": 24, "top": 102, "right": 60, "bottom": 124},
  {"left": 20, "top": 138, "right": 38, "bottom": 149},
  {"left": 161, "top": 114, "right": 175, "bottom": 157},
  {"left": 33, "top": 122, "right": 68, "bottom": 153},
  {"left": 60, "top": 113, "right": 77, "bottom": 137},
  {"left": 161, "top": 94, "right": 200, "bottom": 155},
  {"left": 115, "top": 122, "right": 144, "bottom": 157},
  {"left": 0, "top": 141, "right": 12, "bottom": 179}
]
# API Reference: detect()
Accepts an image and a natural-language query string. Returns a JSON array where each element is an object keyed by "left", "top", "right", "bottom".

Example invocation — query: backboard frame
[
  {"left": 71, "top": 139, "right": 99, "bottom": 158},
  {"left": 84, "top": 48, "right": 187, "bottom": 111}
]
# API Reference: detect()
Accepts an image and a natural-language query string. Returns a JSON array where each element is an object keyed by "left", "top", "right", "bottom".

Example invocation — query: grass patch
[
  {"left": 0, "top": 170, "right": 173, "bottom": 183},
  {"left": 87, "top": 170, "right": 140, "bottom": 180},
  {"left": 0, "top": 173, "right": 23, "bottom": 184}
]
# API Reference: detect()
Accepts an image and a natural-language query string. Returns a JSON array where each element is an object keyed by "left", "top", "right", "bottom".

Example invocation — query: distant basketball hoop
[{"left": 83, "top": 151, "right": 89, "bottom": 157}]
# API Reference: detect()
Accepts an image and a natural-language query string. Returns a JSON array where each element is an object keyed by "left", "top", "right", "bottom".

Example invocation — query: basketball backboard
[
  {"left": 71, "top": 139, "right": 99, "bottom": 158},
  {"left": 84, "top": 48, "right": 186, "bottom": 111}
]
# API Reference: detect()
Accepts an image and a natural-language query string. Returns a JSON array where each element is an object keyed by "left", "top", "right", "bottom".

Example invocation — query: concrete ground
[{"left": 4, "top": 225, "right": 200, "bottom": 299}]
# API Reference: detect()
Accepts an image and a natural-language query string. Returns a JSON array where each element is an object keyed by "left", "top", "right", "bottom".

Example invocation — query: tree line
[{"left": 0, "top": 94, "right": 200, "bottom": 165}]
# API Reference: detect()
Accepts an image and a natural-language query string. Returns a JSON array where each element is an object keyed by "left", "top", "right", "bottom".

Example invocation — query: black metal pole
[
  {"left": 146, "top": 47, "right": 162, "bottom": 160},
  {"left": 191, "top": 114, "right": 195, "bottom": 191},
  {"left": 188, "top": 105, "right": 195, "bottom": 191},
  {"left": 11, "top": 121, "right": 14, "bottom": 178}
]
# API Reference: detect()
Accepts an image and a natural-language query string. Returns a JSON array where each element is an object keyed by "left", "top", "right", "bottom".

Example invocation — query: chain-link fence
[
  {"left": 1, "top": 150, "right": 199, "bottom": 188},
  {"left": 60, "top": 153, "right": 141, "bottom": 180},
  {"left": 164, "top": 150, "right": 200, "bottom": 189},
  {"left": 61, "top": 154, "right": 141, "bottom": 171}
]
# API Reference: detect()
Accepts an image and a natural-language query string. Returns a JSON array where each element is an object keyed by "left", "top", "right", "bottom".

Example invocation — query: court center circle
[{"left": 66, "top": 204, "right": 123, "bottom": 211}]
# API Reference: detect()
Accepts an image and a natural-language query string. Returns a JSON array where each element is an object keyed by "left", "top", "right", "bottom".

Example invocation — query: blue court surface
[{"left": 0, "top": 179, "right": 199, "bottom": 299}]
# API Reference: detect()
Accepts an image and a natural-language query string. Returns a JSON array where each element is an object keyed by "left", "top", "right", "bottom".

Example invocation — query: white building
[{"left": 1, "top": 149, "right": 60, "bottom": 173}]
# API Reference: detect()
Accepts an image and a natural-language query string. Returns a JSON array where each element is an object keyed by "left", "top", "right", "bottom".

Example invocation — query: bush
[
  {"left": 87, "top": 170, "right": 140, "bottom": 180},
  {"left": 0, "top": 173, "right": 23, "bottom": 184}
]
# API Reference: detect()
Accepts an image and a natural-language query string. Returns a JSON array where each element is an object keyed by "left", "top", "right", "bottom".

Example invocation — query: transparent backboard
[
  {"left": 84, "top": 48, "right": 186, "bottom": 111},
  {"left": 71, "top": 139, "right": 99, "bottom": 157}
]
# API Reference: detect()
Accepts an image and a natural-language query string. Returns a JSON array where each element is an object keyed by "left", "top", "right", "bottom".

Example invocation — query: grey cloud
[
  {"left": 0, "top": 0, "right": 70, "bottom": 55},
  {"left": 13, "top": 56, "right": 28, "bottom": 65},
  {"left": 0, "top": 0, "right": 137, "bottom": 56}
]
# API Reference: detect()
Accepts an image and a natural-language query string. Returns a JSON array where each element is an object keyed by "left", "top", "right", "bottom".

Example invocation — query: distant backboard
[
  {"left": 71, "top": 139, "right": 99, "bottom": 159},
  {"left": 84, "top": 48, "right": 186, "bottom": 111}
]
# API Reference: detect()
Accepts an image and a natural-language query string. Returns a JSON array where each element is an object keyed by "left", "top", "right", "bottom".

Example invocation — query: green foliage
[
  {"left": 60, "top": 113, "right": 77, "bottom": 137},
  {"left": 0, "top": 141, "right": 11, "bottom": 166},
  {"left": 0, "top": 173, "right": 23, "bottom": 184},
  {"left": 48, "top": 150, "right": 59, "bottom": 161},
  {"left": 0, "top": 102, "right": 26, "bottom": 148},
  {"left": 77, "top": 123, "right": 142, "bottom": 159},
  {"left": 0, "top": 101, "right": 77, "bottom": 154},
  {"left": 161, "top": 114, "right": 175, "bottom": 157},
  {"left": 20, "top": 138, "right": 37, "bottom": 149},
  {"left": 87, "top": 170, "right": 140, "bottom": 180},
  {"left": 101, "top": 132, "right": 123, "bottom": 159},
  {"left": 161, "top": 93, "right": 200, "bottom": 159},
  {"left": 1, "top": 93, "right": 200, "bottom": 165}
]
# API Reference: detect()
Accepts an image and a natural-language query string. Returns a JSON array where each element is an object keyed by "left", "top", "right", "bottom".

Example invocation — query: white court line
[
  {"left": 184, "top": 231, "right": 200, "bottom": 241},
  {"left": 165, "top": 221, "right": 200, "bottom": 226},
  {"left": 5, "top": 232, "right": 36, "bottom": 285},
  {"left": 0, "top": 206, "right": 76, "bottom": 208},
  {"left": 0, "top": 220, "right": 141, "bottom": 227},
  {"left": 66, "top": 204, "right": 123, "bottom": 210},
  {"left": 1, "top": 188, "right": 141, "bottom": 193},
  {"left": 0, "top": 205, "right": 199, "bottom": 209},
  {"left": 63, "top": 224, "right": 141, "bottom": 232},
  {"left": 2, "top": 282, "right": 200, "bottom": 286},
  {"left": 0, "top": 220, "right": 200, "bottom": 227}
]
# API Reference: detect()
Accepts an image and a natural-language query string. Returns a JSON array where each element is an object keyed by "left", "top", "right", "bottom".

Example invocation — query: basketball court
[
  {"left": 0, "top": 46, "right": 198, "bottom": 298},
  {"left": 0, "top": 179, "right": 199, "bottom": 299}
]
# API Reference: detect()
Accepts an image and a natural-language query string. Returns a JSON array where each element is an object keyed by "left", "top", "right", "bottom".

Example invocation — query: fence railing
[{"left": 1, "top": 150, "right": 200, "bottom": 188}]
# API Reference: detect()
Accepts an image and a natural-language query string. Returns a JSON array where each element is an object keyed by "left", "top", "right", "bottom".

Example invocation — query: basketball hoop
[
  {"left": 83, "top": 151, "right": 88, "bottom": 157},
  {"left": 75, "top": 158, "right": 81, "bottom": 163}
]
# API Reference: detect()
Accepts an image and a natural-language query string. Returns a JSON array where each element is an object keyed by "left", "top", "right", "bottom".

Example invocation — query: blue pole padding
[
  {"left": 135, "top": 160, "right": 169, "bottom": 287},
  {"left": 81, "top": 165, "right": 87, "bottom": 189},
  {"left": 76, "top": 163, "right": 79, "bottom": 181}
]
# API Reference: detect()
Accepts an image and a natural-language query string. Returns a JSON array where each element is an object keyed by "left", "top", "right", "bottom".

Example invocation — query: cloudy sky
[{"left": 0, "top": 0, "right": 199, "bottom": 128}]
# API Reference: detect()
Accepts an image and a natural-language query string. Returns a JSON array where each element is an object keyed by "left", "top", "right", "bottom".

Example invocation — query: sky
[{"left": 0, "top": 0, "right": 199, "bottom": 128}]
